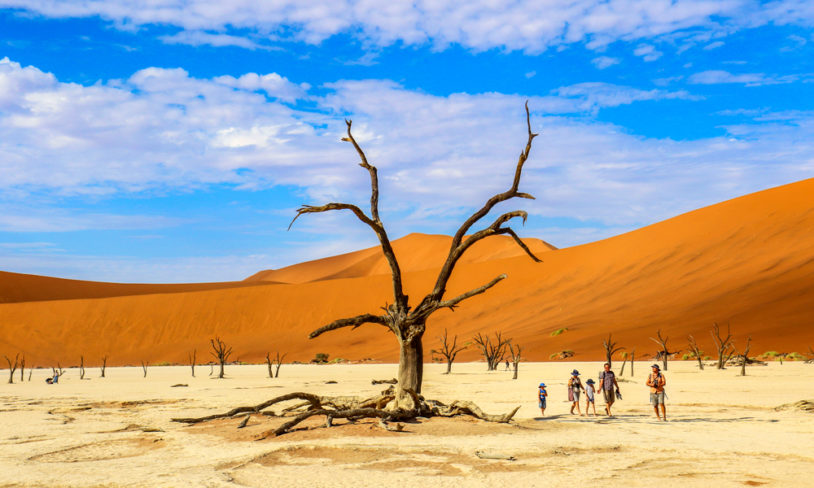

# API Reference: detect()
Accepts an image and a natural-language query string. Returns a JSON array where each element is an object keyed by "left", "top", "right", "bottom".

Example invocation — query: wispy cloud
[
  {"left": 688, "top": 69, "right": 811, "bottom": 86},
  {"left": 591, "top": 56, "right": 620, "bottom": 69},
  {"left": 159, "top": 31, "right": 273, "bottom": 50}
]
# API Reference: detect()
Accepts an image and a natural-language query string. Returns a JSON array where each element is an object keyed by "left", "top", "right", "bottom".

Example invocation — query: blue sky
[{"left": 0, "top": 1, "right": 812, "bottom": 283}]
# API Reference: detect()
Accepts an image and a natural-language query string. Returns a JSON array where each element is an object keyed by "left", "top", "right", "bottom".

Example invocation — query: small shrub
[
  {"left": 550, "top": 328, "right": 568, "bottom": 337},
  {"left": 682, "top": 354, "right": 691, "bottom": 360},
  {"left": 313, "top": 353, "right": 329, "bottom": 364},
  {"left": 762, "top": 351, "right": 780, "bottom": 358},
  {"left": 154, "top": 361, "right": 171, "bottom": 367},
  {"left": 703, "top": 356, "right": 711, "bottom": 360},
  {"left": 786, "top": 352, "right": 805, "bottom": 361}
]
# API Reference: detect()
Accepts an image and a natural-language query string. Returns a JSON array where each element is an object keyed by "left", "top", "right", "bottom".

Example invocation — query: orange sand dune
[
  {"left": 245, "top": 233, "right": 556, "bottom": 284},
  {"left": 1, "top": 179, "right": 814, "bottom": 366},
  {"left": 0, "top": 271, "right": 274, "bottom": 304}
]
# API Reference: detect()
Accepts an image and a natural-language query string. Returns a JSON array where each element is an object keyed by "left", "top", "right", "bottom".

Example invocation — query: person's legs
[{"left": 660, "top": 403, "right": 667, "bottom": 421}]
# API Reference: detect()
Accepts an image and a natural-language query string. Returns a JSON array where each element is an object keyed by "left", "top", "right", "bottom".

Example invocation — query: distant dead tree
[
  {"left": 79, "top": 355, "right": 86, "bottom": 380},
  {"left": 288, "top": 104, "right": 542, "bottom": 409},
  {"left": 188, "top": 349, "right": 196, "bottom": 377},
  {"left": 19, "top": 355, "right": 25, "bottom": 382},
  {"left": 210, "top": 337, "right": 232, "bottom": 379},
  {"left": 650, "top": 329, "right": 679, "bottom": 371},
  {"left": 431, "top": 328, "right": 468, "bottom": 374},
  {"left": 710, "top": 322, "right": 735, "bottom": 369},
  {"left": 507, "top": 342, "right": 522, "bottom": 380},
  {"left": 738, "top": 336, "right": 752, "bottom": 376},
  {"left": 630, "top": 349, "right": 635, "bottom": 376},
  {"left": 265, "top": 352, "right": 274, "bottom": 378},
  {"left": 272, "top": 352, "right": 286, "bottom": 378},
  {"left": 141, "top": 360, "right": 148, "bottom": 378},
  {"left": 602, "top": 334, "right": 625, "bottom": 369},
  {"left": 807, "top": 346, "right": 814, "bottom": 363},
  {"left": 687, "top": 335, "right": 704, "bottom": 370},
  {"left": 5, "top": 353, "right": 19, "bottom": 384},
  {"left": 208, "top": 362, "right": 214, "bottom": 376},
  {"left": 28, "top": 368, "right": 32, "bottom": 382},
  {"left": 620, "top": 351, "right": 628, "bottom": 376},
  {"left": 100, "top": 355, "right": 108, "bottom": 378},
  {"left": 473, "top": 332, "right": 511, "bottom": 371}
]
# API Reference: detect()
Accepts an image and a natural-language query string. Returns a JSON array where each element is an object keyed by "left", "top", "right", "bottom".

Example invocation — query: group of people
[{"left": 538, "top": 363, "right": 668, "bottom": 421}]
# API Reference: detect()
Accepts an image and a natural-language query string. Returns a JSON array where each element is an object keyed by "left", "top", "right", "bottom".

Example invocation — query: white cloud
[
  {"left": 633, "top": 44, "right": 663, "bottom": 61},
  {"left": 688, "top": 69, "right": 809, "bottom": 86},
  {"left": 591, "top": 56, "right": 620, "bottom": 69},
  {"left": 159, "top": 31, "right": 270, "bottom": 50},
  {"left": 1, "top": 0, "right": 812, "bottom": 53},
  {"left": 1, "top": 58, "right": 813, "bottom": 266}
]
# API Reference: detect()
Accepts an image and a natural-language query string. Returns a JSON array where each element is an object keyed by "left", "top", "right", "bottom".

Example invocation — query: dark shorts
[
  {"left": 539, "top": 398, "right": 547, "bottom": 409},
  {"left": 603, "top": 389, "right": 615, "bottom": 405},
  {"left": 650, "top": 391, "right": 665, "bottom": 405}
]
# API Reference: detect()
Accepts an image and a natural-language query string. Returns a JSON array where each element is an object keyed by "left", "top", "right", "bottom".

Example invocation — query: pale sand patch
[{"left": 1, "top": 361, "right": 812, "bottom": 487}]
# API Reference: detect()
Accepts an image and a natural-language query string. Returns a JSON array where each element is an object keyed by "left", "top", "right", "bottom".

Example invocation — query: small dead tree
[
  {"left": 141, "top": 360, "right": 148, "bottom": 378},
  {"left": 431, "top": 328, "right": 468, "bottom": 374},
  {"left": 687, "top": 335, "right": 704, "bottom": 370},
  {"left": 188, "top": 349, "right": 196, "bottom": 377},
  {"left": 210, "top": 337, "right": 232, "bottom": 379},
  {"left": 18, "top": 356, "right": 25, "bottom": 382},
  {"left": 100, "top": 355, "right": 108, "bottom": 378},
  {"left": 5, "top": 353, "right": 19, "bottom": 384},
  {"left": 738, "top": 336, "right": 752, "bottom": 376},
  {"left": 79, "top": 355, "right": 85, "bottom": 380},
  {"left": 265, "top": 352, "right": 274, "bottom": 378},
  {"left": 620, "top": 351, "right": 628, "bottom": 376},
  {"left": 473, "top": 332, "right": 511, "bottom": 371},
  {"left": 711, "top": 322, "right": 734, "bottom": 369},
  {"left": 602, "top": 334, "right": 625, "bottom": 369},
  {"left": 630, "top": 349, "right": 635, "bottom": 376},
  {"left": 507, "top": 342, "right": 521, "bottom": 380},
  {"left": 272, "top": 352, "right": 286, "bottom": 378},
  {"left": 650, "top": 329, "right": 678, "bottom": 371},
  {"left": 28, "top": 368, "right": 32, "bottom": 382}
]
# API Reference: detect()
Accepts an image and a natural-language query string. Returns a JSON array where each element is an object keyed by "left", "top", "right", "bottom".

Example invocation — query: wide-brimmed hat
[
  {"left": 539, "top": 383, "right": 546, "bottom": 387},
  {"left": 586, "top": 378, "right": 595, "bottom": 384},
  {"left": 571, "top": 369, "right": 580, "bottom": 376},
  {"left": 651, "top": 364, "right": 660, "bottom": 370}
]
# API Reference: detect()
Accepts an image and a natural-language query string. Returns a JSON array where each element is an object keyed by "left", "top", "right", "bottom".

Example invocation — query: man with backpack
[{"left": 646, "top": 363, "right": 667, "bottom": 421}]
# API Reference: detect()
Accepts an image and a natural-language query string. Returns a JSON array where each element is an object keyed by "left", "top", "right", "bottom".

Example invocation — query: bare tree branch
[
  {"left": 309, "top": 313, "right": 389, "bottom": 339},
  {"left": 438, "top": 274, "right": 507, "bottom": 310}
]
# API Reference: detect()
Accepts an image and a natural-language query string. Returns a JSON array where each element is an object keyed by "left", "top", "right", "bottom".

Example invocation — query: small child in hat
[
  {"left": 584, "top": 378, "right": 597, "bottom": 416},
  {"left": 538, "top": 383, "right": 548, "bottom": 416}
]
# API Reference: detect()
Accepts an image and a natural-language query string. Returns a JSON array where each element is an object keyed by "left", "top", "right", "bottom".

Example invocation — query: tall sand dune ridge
[{"left": 1, "top": 178, "right": 813, "bottom": 366}]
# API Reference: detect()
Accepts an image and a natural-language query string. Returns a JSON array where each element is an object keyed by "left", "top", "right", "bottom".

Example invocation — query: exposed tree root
[{"left": 171, "top": 389, "right": 520, "bottom": 437}]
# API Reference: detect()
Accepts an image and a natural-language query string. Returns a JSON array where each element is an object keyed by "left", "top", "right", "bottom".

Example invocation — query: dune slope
[{"left": 1, "top": 179, "right": 813, "bottom": 366}]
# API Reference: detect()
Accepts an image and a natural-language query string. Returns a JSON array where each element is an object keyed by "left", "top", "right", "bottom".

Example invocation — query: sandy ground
[{"left": 1, "top": 360, "right": 812, "bottom": 487}]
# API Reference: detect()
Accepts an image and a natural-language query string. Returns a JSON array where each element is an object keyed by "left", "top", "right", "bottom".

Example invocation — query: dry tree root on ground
[{"left": 171, "top": 388, "right": 520, "bottom": 439}]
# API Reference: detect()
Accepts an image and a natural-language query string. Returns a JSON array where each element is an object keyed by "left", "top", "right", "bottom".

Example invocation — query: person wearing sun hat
[
  {"left": 584, "top": 378, "right": 597, "bottom": 416},
  {"left": 538, "top": 382, "right": 548, "bottom": 416},
  {"left": 646, "top": 363, "right": 667, "bottom": 421},
  {"left": 568, "top": 369, "right": 584, "bottom": 415}
]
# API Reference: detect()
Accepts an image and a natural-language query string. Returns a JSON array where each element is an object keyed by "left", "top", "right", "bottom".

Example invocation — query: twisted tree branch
[
  {"left": 438, "top": 274, "right": 507, "bottom": 311},
  {"left": 309, "top": 313, "right": 389, "bottom": 339}
]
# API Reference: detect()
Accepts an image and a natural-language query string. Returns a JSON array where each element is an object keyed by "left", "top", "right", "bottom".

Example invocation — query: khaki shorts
[
  {"left": 650, "top": 391, "right": 665, "bottom": 405},
  {"left": 603, "top": 389, "right": 615, "bottom": 405}
]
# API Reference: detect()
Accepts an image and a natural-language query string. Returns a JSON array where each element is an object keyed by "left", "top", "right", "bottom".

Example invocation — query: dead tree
[
  {"left": 100, "top": 355, "right": 108, "bottom": 378},
  {"left": 738, "top": 336, "right": 752, "bottom": 376},
  {"left": 188, "top": 350, "right": 196, "bottom": 377},
  {"left": 28, "top": 368, "right": 32, "bottom": 381},
  {"left": 473, "top": 332, "right": 512, "bottom": 371},
  {"left": 141, "top": 360, "right": 148, "bottom": 378},
  {"left": 431, "top": 328, "right": 468, "bottom": 374},
  {"left": 210, "top": 337, "right": 232, "bottom": 379},
  {"left": 711, "top": 322, "right": 734, "bottom": 369},
  {"left": 687, "top": 335, "right": 704, "bottom": 370},
  {"left": 620, "top": 352, "right": 628, "bottom": 376},
  {"left": 289, "top": 104, "right": 541, "bottom": 408},
  {"left": 79, "top": 355, "right": 85, "bottom": 380},
  {"left": 265, "top": 352, "right": 274, "bottom": 378},
  {"left": 508, "top": 342, "right": 521, "bottom": 380},
  {"left": 5, "top": 354, "right": 19, "bottom": 384},
  {"left": 19, "top": 356, "right": 25, "bottom": 382},
  {"left": 629, "top": 349, "right": 635, "bottom": 376},
  {"left": 602, "top": 334, "right": 625, "bottom": 369},
  {"left": 650, "top": 329, "right": 678, "bottom": 371},
  {"left": 272, "top": 352, "right": 286, "bottom": 378}
]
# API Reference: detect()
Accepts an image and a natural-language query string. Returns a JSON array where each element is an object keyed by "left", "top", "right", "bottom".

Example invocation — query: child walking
[
  {"left": 585, "top": 378, "right": 597, "bottom": 416},
  {"left": 538, "top": 382, "right": 548, "bottom": 416}
]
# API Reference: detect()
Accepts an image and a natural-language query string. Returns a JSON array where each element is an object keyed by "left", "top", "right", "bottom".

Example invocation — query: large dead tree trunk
[
  {"left": 431, "top": 328, "right": 467, "bottom": 374},
  {"left": 711, "top": 322, "right": 734, "bottom": 370},
  {"left": 5, "top": 354, "right": 19, "bottom": 384},
  {"left": 688, "top": 335, "right": 704, "bottom": 370},
  {"left": 292, "top": 104, "right": 542, "bottom": 408},
  {"left": 602, "top": 334, "right": 624, "bottom": 369}
]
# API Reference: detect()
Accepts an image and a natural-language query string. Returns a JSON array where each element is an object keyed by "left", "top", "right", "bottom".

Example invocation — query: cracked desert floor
[{"left": 2, "top": 361, "right": 813, "bottom": 487}]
